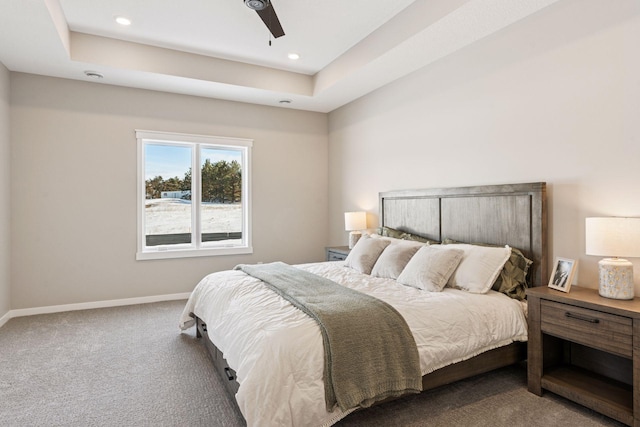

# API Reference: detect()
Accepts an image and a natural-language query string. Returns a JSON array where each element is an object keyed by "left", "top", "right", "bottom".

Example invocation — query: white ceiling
[
  {"left": 59, "top": 0, "right": 416, "bottom": 75},
  {"left": 0, "top": 0, "right": 562, "bottom": 113}
]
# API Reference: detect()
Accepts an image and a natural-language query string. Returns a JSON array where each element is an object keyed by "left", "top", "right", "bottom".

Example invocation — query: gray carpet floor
[{"left": 0, "top": 300, "right": 625, "bottom": 426}]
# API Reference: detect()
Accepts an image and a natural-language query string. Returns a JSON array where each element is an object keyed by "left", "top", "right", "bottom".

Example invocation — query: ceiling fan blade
[{"left": 256, "top": 3, "right": 285, "bottom": 38}]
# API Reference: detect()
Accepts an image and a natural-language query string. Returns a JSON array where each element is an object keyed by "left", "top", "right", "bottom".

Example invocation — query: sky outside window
[
  {"left": 145, "top": 144, "right": 191, "bottom": 180},
  {"left": 145, "top": 144, "right": 241, "bottom": 180}
]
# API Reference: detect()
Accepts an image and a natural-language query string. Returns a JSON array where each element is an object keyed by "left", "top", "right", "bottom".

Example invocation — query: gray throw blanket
[{"left": 235, "top": 262, "right": 422, "bottom": 412}]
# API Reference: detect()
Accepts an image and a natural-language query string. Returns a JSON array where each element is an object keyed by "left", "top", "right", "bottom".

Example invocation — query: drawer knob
[{"left": 565, "top": 312, "right": 600, "bottom": 324}]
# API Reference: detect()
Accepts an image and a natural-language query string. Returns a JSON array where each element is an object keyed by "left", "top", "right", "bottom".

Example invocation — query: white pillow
[
  {"left": 396, "top": 246, "right": 464, "bottom": 291},
  {"left": 344, "top": 234, "right": 391, "bottom": 274},
  {"left": 371, "top": 242, "right": 422, "bottom": 279},
  {"left": 445, "top": 243, "right": 512, "bottom": 293}
]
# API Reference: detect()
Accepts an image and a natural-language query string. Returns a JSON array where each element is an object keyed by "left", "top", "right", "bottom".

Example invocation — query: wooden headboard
[{"left": 379, "top": 182, "right": 547, "bottom": 287}]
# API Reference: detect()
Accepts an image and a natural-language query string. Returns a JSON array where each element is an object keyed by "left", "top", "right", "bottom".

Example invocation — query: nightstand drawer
[
  {"left": 326, "top": 246, "right": 350, "bottom": 261},
  {"left": 327, "top": 251, "right": 347, "bottom": 261},
  {"left": 541, "top": 300, "right": 632, "bottom": 358}
]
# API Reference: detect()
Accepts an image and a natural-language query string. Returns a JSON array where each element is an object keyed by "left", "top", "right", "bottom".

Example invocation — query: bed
[{"left": 179, "top": 182, "right": 547, "bottom": 426}]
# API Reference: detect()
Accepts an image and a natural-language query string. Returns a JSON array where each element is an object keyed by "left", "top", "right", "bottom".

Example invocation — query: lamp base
[
  {"left": 348, "top": 231, "right": 362, "bottom": 249},
  {"left": 598, "top": 258, "right": 634, "bottom": 300}
]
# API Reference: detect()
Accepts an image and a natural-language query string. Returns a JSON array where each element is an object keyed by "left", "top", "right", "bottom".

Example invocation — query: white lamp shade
[
  {"left": 344, "top": 211, "right": 367, "bottom": 231},
  {"left": 586, "top": 217, "right": 640, "bottom": 258}
]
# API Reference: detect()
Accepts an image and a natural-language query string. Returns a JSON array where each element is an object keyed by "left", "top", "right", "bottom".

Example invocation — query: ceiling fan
[{"left": 244, "top": 0, "right": 285, "bottom": 39}]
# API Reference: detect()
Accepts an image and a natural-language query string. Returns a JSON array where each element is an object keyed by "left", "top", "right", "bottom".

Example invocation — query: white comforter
[{"left": 179, "top": 261, "right": 528, "bottom": 427}]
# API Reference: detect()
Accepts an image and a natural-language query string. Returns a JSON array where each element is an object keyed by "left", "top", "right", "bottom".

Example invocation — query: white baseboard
[
  {"left": 0, "top": 310, "right": 10, "bottom": 328},
  {"left": 5, "top": 292, "right": 191, "bottom": 321}
]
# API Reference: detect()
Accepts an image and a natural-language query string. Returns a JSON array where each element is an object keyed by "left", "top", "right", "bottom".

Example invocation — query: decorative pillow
[
  {"left": 371, "top": 242, "right": 421, "bottom": 279},
  {"left": 396, "top": 246, "right": 464, "bottom": 291},
  {"left": 444, "top": 243, "right": 512, "bottom": 294},
  {"left": 442, "top": 239, "right": 533, "bottom": 300},
  {"left": 344, "top": 235, "right": 391, "bottom": 275},
  {"left": 379, "top": 226, "right": 439, "bottom": 245},
  {"left": 494, "top": 248, "right": 533, "bottom": 300},
  {"left": 379, "top": 226, "right": 406, "bottom": 239},
  {"left": 369, "top": 233, "right": 425, "bottom": 248}
]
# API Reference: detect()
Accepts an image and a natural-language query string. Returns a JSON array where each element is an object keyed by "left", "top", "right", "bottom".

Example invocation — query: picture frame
[{"left": 548, "top": 257, "right": 578, "bottom": 292}]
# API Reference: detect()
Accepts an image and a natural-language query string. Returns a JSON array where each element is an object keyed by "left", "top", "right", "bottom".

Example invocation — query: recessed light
[
  {"left": 84, "top": 70, "right": 104, "bottom": 79},
  {"left": 115, "top": 16, "right": 131, "bottom": 26},
  {"left": 287, "top": 53, "right": 300, "bottom": 60}
]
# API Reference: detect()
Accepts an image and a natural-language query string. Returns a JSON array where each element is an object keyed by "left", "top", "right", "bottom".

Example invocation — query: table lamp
[
  {"left": 585, "top": 217, "right": 640, "bottom": 300},
  {"left": 344, "top": 211, "right": 367, "bottom": 249}
]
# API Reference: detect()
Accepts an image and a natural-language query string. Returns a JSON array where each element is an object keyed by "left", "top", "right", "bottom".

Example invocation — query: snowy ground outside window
[{"left": 145, "top": 198, "right": 242, "bottom": 234}]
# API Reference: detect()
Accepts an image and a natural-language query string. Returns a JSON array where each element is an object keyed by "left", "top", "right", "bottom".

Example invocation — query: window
[{"left": 136, "top": 130, "right": 252, "bottom": 260}]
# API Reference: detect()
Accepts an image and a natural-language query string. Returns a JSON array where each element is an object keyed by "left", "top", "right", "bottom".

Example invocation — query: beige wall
[
  {"left": 10, "top": 74, "right": 328, "bottom": 309},
  {"left": 7, "top": 0, "right": 640, "bottom": 310},
  {"left": 328, "top": 0, "right": 640, "bottom": 292},
  {"left": 0, "top": 63, "right": 10, "bottom": 318}
]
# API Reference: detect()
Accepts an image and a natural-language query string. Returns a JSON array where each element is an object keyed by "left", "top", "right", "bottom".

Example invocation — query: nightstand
[
  {"left": 527, "top": 286, "right": 640, "bottom": 426},
  {"left": 325, "top": 246, "right": 350, "bottom": 261}
]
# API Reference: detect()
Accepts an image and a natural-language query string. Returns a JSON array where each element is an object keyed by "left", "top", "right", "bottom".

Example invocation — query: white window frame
[{"left": 136, "top": 130, "right": 252, "bottom": 260}]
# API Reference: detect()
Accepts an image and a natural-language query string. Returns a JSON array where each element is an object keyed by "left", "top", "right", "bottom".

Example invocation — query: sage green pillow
[
  {"left": 442, "top": 238, "right": 533, "bottom": 300},
  {"left": 380, "top": 226, "right": 439, "bottom": 245}
]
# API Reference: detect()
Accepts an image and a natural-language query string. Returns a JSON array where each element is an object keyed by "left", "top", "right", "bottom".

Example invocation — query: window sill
[{"left": 136, "top": 246, "right": 253, "bottom": 261}]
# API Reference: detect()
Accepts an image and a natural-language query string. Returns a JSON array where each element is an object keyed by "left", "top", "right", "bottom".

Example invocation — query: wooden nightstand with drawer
[
  {"left": 325, "top": 246, "right": 350, "bottom": 261},
  {"left": 527, "top": 286, "right": 640, "bottom": 426}
]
